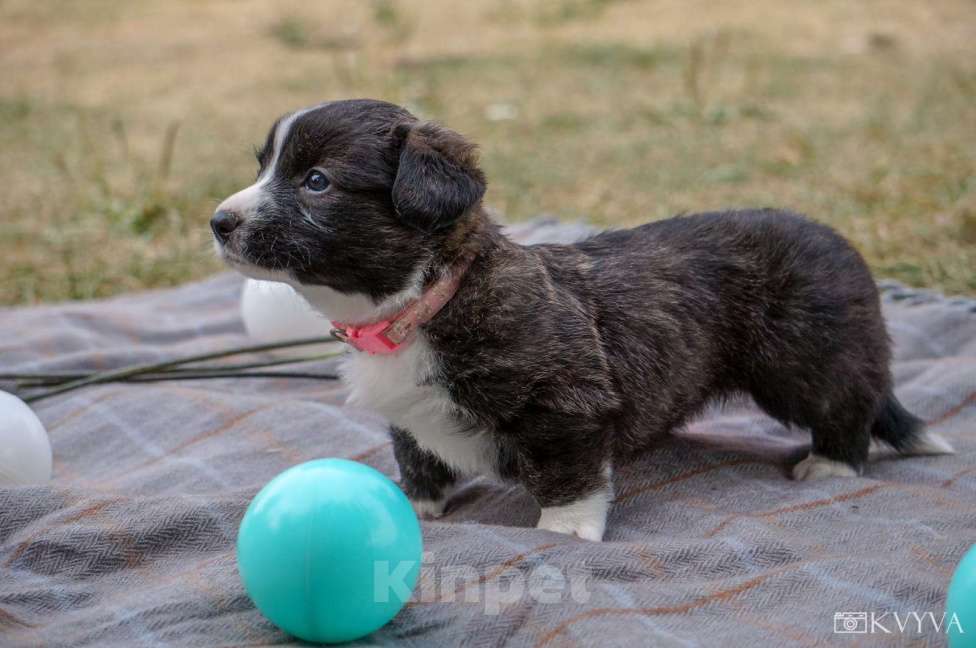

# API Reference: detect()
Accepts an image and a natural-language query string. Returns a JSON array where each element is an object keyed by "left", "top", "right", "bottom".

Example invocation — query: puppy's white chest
[{"left": 341, "top": 339, "right": 496, "bottom": 477}]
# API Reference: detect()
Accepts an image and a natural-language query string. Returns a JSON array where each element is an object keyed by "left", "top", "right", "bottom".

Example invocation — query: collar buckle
[{"left": 331, "top": 321, "right": 401, "bottom": 355}]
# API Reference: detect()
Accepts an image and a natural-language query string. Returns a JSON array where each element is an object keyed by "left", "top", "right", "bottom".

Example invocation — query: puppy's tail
[{"left": 871, "top": 392, "right": 954, "bottom": 455}]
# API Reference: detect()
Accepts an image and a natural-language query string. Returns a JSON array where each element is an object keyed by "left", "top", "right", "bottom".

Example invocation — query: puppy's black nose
[{"left": 210, "top": 210, "right": 239, "bottom": 243}]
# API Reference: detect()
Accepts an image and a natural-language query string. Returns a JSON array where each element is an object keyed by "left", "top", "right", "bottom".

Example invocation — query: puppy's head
[{"left": 211, "top": 99, "right": 485, "bottom": 303}]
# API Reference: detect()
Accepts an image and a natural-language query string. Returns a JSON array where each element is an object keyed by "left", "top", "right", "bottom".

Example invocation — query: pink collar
[{"left": 331, "top": 253, "right": 474, "bottom": 355}]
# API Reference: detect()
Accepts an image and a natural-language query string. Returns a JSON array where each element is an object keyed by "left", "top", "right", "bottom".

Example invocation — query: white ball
[
  {"left": 0, "top": 390, "right": 53, "bottom": 486},
  {"left": 240, "top": 279, "right": 336, "bottom": 356}
]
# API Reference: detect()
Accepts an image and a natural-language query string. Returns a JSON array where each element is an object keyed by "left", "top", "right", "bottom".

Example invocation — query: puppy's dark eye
[{"left": 303, "top": 170, "right": 330, "bottom": 192}]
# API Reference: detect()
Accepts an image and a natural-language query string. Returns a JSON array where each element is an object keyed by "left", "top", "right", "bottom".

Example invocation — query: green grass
[{"left": 1, "top": 0, "right": 974, "bottom": 305}]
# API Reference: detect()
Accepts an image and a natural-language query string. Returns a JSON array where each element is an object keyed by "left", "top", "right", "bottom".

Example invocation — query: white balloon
[
  {"left": 239, "top": 279, "right": 337, "bottom": 356},
  {"left": 0, "top": 390, "right": 53, "bottom": 486}
]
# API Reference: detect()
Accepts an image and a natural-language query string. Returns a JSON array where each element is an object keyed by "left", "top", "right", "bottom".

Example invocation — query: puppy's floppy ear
[{"left": 391, "top": 121, "right": 486, "bottom": 233}]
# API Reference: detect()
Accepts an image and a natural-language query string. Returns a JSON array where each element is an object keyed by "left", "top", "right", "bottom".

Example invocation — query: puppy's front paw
[
  {"left": 792, "top": 453, "right": 859, "bottom": 481},
  {"left": 536, "top": 489, "right": 610, "bottom": 542},
  {"left": 410, "top": 496, "right": 449, "bottom": 519}
]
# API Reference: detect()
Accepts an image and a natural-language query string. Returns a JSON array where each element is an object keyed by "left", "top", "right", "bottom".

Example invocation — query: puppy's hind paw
[{"left": 792, "top": 454, "right": 859, "bottom": 481}]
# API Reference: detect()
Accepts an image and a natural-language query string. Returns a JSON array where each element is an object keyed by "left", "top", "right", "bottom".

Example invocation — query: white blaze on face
[{"left": 215, "top": 106, "right": 313, "bottom": 224}]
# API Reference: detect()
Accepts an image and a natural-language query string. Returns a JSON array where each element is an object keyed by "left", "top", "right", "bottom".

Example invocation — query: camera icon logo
[{"left": 834, "top": 612, "right": 869, "bottom": 634}]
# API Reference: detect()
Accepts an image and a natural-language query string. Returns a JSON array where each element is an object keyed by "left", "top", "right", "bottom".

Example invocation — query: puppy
[{"left": 212, "top": 99, "right": 953, "bottom": 541}]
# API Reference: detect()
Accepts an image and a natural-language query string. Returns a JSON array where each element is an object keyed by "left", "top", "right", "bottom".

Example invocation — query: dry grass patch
[{"left": 1, "top": 0, "right": 974, "bottom": 304}]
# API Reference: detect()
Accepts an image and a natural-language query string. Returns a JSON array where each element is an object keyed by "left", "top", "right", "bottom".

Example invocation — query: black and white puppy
[{"left": 212, "top": 99, "right": 953, "bottom": 541}]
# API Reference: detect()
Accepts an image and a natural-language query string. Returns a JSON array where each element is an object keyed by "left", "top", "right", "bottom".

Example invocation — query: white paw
[
  {"left": 792, "top": 454, "right": 859, "bottom": 481},
  {"left": 536, "top": 488, "right": 611, "bottom": 542},
  {"left": 869, "top": 439, "right": 887, "bottom": 456},
  {"left": 410, "top": 496, "right": 449, "bottom": 519},
  {"left": 906, "top": 431, "right": 955, "bottom": 456}
]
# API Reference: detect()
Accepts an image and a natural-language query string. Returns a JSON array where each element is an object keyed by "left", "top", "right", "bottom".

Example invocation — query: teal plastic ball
[
  {"left": 237, "top": 459, "right": 422, "bottom": 644},
  {"left": 948, "top": 544, "right": 976, "bottom": 648}
]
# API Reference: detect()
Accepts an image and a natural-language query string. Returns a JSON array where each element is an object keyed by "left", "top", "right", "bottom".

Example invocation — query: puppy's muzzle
[{"left": 210, "top": 209, "right": 240, "bottom": 244}]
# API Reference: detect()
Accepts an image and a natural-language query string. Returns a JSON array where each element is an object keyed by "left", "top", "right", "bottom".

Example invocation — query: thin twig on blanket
[
  {"left": 5, "top": 352, "right": 342, "bottom": 385},
  {"left": 115, "top": 370, "right": 340, "bottom": 382},
  {"left": 19, "top": 335, "right": 340, "bottom": 403},
  {"left": 16, "top": 369, "right": 341, "bottom": 387}
]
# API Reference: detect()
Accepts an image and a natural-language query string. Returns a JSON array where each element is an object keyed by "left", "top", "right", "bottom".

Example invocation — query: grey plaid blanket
[{"left": 1, "top": 219, "right": 974, "bottom": 647}]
